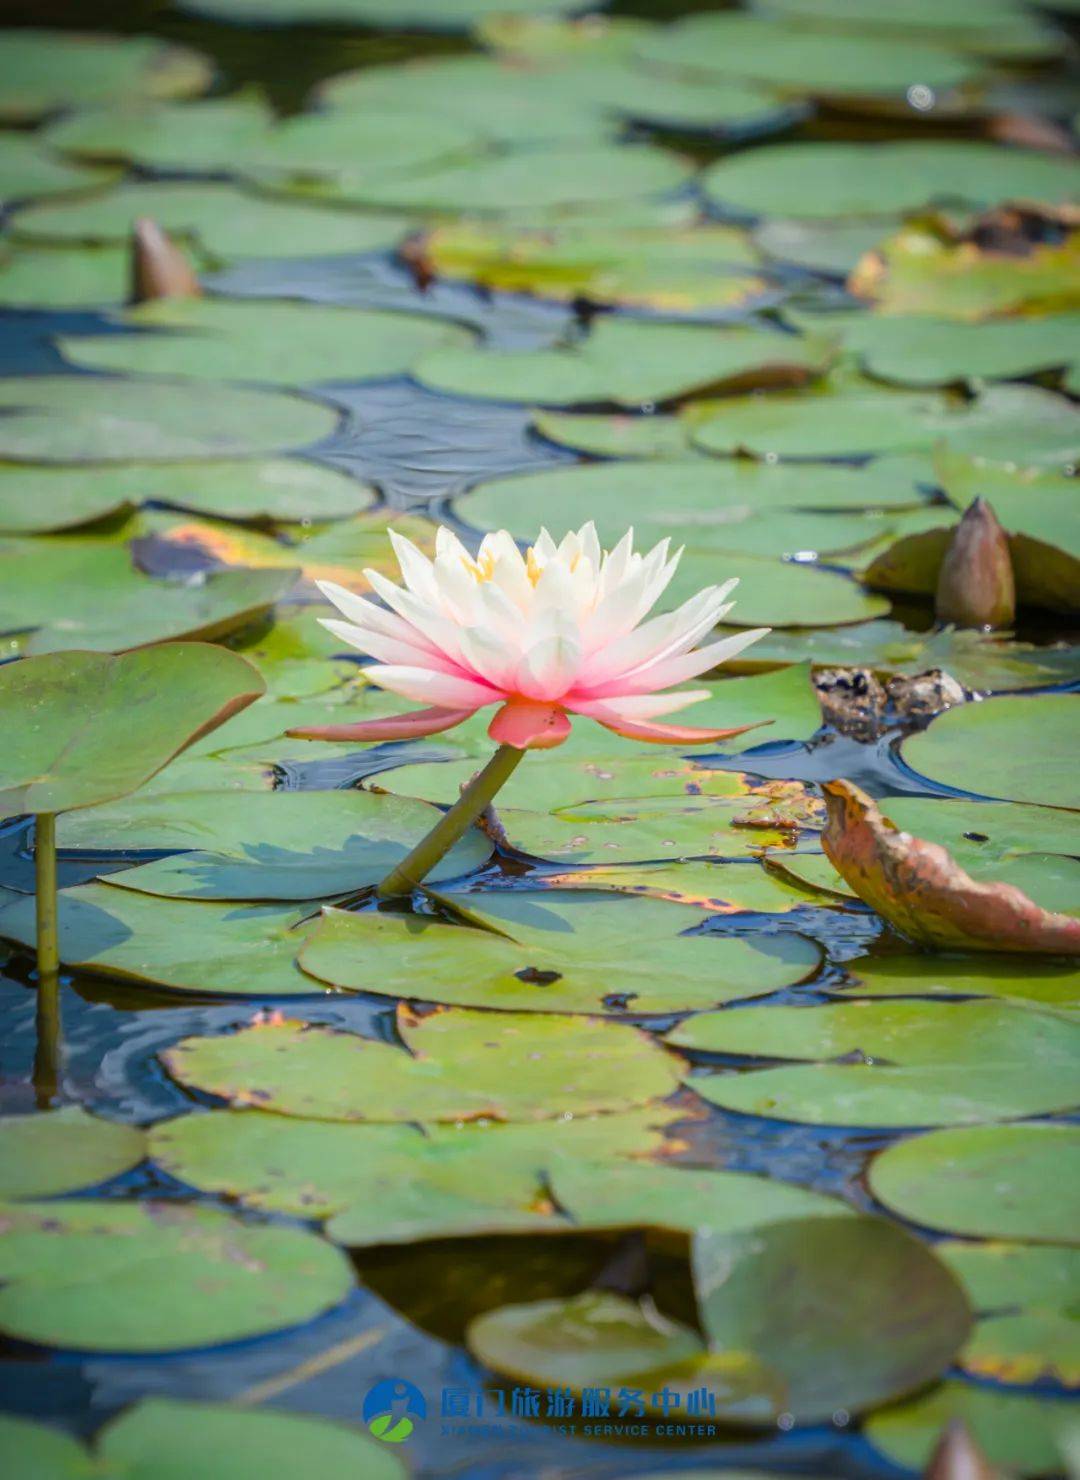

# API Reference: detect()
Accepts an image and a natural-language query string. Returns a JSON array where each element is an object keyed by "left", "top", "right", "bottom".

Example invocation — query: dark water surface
[{"left": 1, "top": 0, "right": 1078, "bottom": 1474}]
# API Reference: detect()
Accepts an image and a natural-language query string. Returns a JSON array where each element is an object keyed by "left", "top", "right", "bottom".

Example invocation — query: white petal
[
  {"left": 612, "top": 628, "right": 771, "bottom": 693},
  {"left": 366, "top": 664, "right": 500, "bottom": 708},
  {"left": 318, "top": 617, "right": 437, "bottom": 668}
]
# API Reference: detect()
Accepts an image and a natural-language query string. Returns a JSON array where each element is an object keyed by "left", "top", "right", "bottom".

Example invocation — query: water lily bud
[
  {"left": 130, "top": 217, "right": 202, "bottom": 303},
  {"left": 935, "top": 497, "right": 1015, "bottom": 630},
  {"left": 923, "top": 1418, "right": 1000, "bottom": 1480}
]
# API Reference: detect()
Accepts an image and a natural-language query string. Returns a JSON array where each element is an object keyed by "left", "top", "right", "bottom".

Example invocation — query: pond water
[{"left": 1, "top": 0, "right": 1078, "bottom": 1475}]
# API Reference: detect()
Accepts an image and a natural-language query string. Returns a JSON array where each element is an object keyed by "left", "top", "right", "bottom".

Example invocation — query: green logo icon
[{"left": 363, "top": 1378, "right": 426, "bottom": 1444}]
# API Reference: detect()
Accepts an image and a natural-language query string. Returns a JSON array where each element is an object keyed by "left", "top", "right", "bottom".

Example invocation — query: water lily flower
[
  {"left": 289, "top": 523, "right": 770, "bottom": 897},
  {"left": 292, "top": 523, "right": 769, "bottom": 750}
]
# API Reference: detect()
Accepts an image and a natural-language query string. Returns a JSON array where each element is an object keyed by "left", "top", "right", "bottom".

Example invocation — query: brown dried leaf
[{"left": 821, "top": 779, "right": 1080, "bottom": 954}]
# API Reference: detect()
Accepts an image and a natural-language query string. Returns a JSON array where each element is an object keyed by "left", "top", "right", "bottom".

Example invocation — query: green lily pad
[
  {"left": 703, "top": 141, "right": 1080, "bottom": 220},
  {"left": 180, "top": 0, "right": 590, "bottom": 29},
  {"left": 458, "top": 459, "right": 928, "bottom": 554},
  {"left": 732, "top": 620, "right": 1080, "bottom": 692},
  {"left": 420, "top": 219, "right": 764, "bottom": 312},
  {"left": 550, "top": 1158, "right": 852, "bottom": 1234},
  {"left": 787, "top": 307, "right": 1080, "bottom": 386},
  {"left": 0, "top": 646, "right": 264, "bottom": 815},
  {"left": 299, "top": 888, "right": 820, "bottom": 1014},
  {"left": 0, "top": 378, "right": 338, "bottom": 463},
  {"left": 532, "top": 409, "right": 697, "bottom": 459},
  {"left": 0, "top": 884, "right": 324, "bottom": 995},
  {"left": 754, "top": 0, "right": 1060, "bottom": 58},
  {"left": 0, "top": 30, "right": 211, "bottom": 121},
  {"left": 837, "top": 954, "right": 1080, "bottom": 1011},
  {"left": 689, "top": 1058, "right": 1080, "bottom": 1128},
  {"left": 0, "top": 458, "right": 373, "bottom": 533},
  {"left": 754, "top": 217, "right": 897, "bottom": 277},
  {"left": 691, "top": 382, "right": 1080, "bottom": 461},
  {"left": 0, "top": 134, "right": 115, "bottom": 206},
  {"left": 691, "top": 1216, "right": 970, "bottom": 1422},
  {"left": 12, "top": 181, "right": 413, "bottom": 262},
  {"left": 43, "top": 93, "right": 276, "bottom": 170},
  {"left": 0, "top": 1199, "right": 352, "bottom": 1352},
  {"left": 939, "top": 1241, "right": 1080, "bottom": 1313},
  {"left": 334, "top": 142, "right": 691, "bottom": 215},
  {"left": 0, "top": 243, "right": 133, "bottom": 309},
  {"left": 417, "top": 319, "right": 831, "bottom": 409},
  {"left": 636, "top": 15, "right": 974, "bottom": 101},
  {"left": 869, "top": 1124, "right": 1080, "bottom": 1242},
  {"left": 667, "top": 998, "right": 1078, "bottom": 1066},
  {"left": 0, "top": 540, "right": 295, "bottom": 654},
  {"left": 98, "top": 791, "right": 490, "bottom": 900},
  {"left": 530, "top": 859, "right": 848, "bottom": 914},
  {"left": 0, "top": 1108, "right": 144, "bottom": 1199},
  {"left": 162, "top": 1008, "right": 681, "bottom": 1123},
  {"left": 59, "top": 297, "right": 473, "bottom": 387},
  {"left": 0, "top": 1414, "right": 89, "bottom": 1479},
  {"left": 902, "top": 694, "right": 1079, "bottom": 810},
  {"left": 149, "top": 1104, "right": 677, "bottom": 1234},
  {"left": 100, "top": 1400, "right": 406, "bottom": 1480},
  {"left": 865, "top": 1381, "right": 1073, "bottom": 1473},
  {"left": 669, "top": 552, "right": 889, "bottom": 627}
]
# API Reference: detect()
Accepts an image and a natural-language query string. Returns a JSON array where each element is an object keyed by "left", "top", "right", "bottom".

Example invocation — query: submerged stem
[
  {"left": 376, "top": 744, "right": 525, "bottom": 899},
  {"left": 34, "top": 968, "right": 62, "bottom": 1109},
  {"left": 34, "top": 813, "right": 59, "bottom": 979}
]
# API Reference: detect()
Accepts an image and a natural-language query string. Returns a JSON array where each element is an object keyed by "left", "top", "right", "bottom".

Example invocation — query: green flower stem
[
  {"left": 376, "top": 744, "right": 525, "bottom": 899},
  {"left": 34, "top": 968, "right": 62, "bottom": 1109},
  {"left": 34, "top": 813, "right": 59, "bottom": 979}
]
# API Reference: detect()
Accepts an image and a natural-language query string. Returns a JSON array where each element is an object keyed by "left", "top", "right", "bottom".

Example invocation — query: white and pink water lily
[{"left": 292, "top": 523, "right": 770, "bottom": 750}]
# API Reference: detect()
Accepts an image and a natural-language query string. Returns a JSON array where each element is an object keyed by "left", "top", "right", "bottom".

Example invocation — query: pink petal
[
  {"left": 488, "top": 699, "right": 571, "bottom": 750},
  {"left": 583, "top": 702, "right": 772, "bottom": 746},
  {"left": 286, "top": 706, "right": 476, "bottom": 742}
]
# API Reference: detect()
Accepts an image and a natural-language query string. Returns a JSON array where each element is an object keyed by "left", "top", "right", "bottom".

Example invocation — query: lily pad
[
  {"left": 162, "top": 1008, "right": 681, "bottom": 1123},
  {"left": 43, "top": 93, "right": 276, "bottom": 170},
  {"left": 754, "top": 217, "right": 897, "bottom": 277},
  {"left": 668, "top": 553, "right": 889, "bottom": 627},
  {"left": 838, "top": 954, "right": 1080, "bottom": 1011},
  {"left": 0, "top": 646, "right": 264, "bottom": 815},
  {"left": 180, "top": 0, "right": 591, "bottom": 29},
  {"left": 785, "top": 308, "right": 1080, "bottom": 386},
  {"left": 688, "top": 1058, "right": 1080, "bottom": 1128},
  {"left": 636, "top": 15, "right": 975, "bottom": 102},
  {"left": 902, "top": 694, "right": 1079, "bottom": 810},
  {"left": 419, "top": 219, "right": 765, "bottom": 312},
  {"left": 417, "top": 319, "right": 831, "bottom": 409},
  {"left": 12, "top": 181, "right": 414, "bottom": 262},
  {"left": 532, "top": 409, "right": 698, "bottom": 459},
  {"left": 539, "top": 859, "right": 848, "bottom": 914},
  {"left": 0, "top": 540, "right": 295, "bottom": 654},
  {"left": 0, "top": 243, "right": 132, "bottom": 309},
  {"left": 0, "top": 884, "right": 324, "bottom": 995},
  {"left": 100, "top": 1400, "right": 407, "bottom": 1480},
  {"left": 868, "top": 1124, "right": 1080, "bottom": 1242},
  {"left": 864, "top": 1381, "right": 1074, "bottom": 1473},
  {"left": 691, "top": 382, "right": 1080, "bottom": 462},
  {"left": 298, "top": 888, "right": 821, "bottom": 1014},
  {"left": 939, "top": 1241, "right": 1080, "bottom": 1315},
  {"left": 550, "top": 1158, "right": 852, "bottom": 1234},
  {"left": 667, "top": 998, "right": 1078, "bottom": 1066},
  {"left": 0, "top": 1199, "right": 352, "bottom": 1352},
  {"left": 0, "top": 1414, "right": 88, "bottom": 1478},
  {"left": 0, "top": 458, "right": 373, "bottom": 533},
  {"left": 0, "top": 134, "right": 115, "bottom": 206},
  {"left": 0, "top": 1108, "right": 144, "bottom": 1199},
  {"left": 59, "top": 297, "right": 473, "bottom": 386},
  {"left": 690, "top": 1216, "right": 970, "bottom": 1422},
  {"left": 494, "top": 784, "right": 824, "bottom": 864},
  {"left": 754, "top": 0, "right": 1060, "bottom": 58},
  {"left": 702, "top": 141, "right": 1080, "bottom": 220},
  {"left": 100, "top": 792, "right": 490, "bottom": 900},
  {"left": 458, "top": 460, "right": 928, "bottom": 554},
  {"left": 961, "top": 1311, "right": 1080, "bottom": 1387},
  {"left": 0, "top": 378, "right": 338, "bottom": 463},
  {"left": 0, "top": 31, "right": 211, "bottom": 121},
  {"left": 149, "top": 1104, "right": 676, "bottom": 1234},
  {"left": 337, "top": 143, "right": 691, "bottom": 215}
]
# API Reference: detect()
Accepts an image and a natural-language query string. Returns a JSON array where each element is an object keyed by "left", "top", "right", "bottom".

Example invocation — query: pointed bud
[
  {"left": 129, "top": 217, "right": 201, "bottom": 304},
  {"left": 923, "top": 1419, "right": 1000, "bottom": 1480},
  {"left": 935, "top": 497, "right": 1015, "bottom": 630}
]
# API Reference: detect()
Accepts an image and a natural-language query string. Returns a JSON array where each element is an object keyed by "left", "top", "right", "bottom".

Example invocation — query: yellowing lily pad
[
  {"left": 0, "top": 1108, "right": 144, "bottom": 1199},
  {"left": 868, "top": 1124, "right": 1080, "bottom": 1242},
  {"left": 162, "top": 1008, "right": 681, "bottom": 1123},
  {"left": 0, "top": 1199, "right": 352, "bottom": 1352}
]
